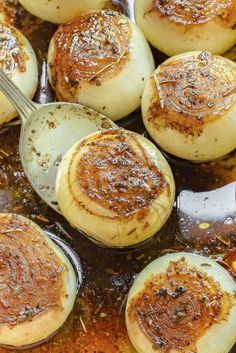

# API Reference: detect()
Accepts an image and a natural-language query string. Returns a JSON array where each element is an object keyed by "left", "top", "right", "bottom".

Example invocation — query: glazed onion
[
  {"left": 18, "top": 0, "right": 108, "bottom": 23},
  {"left": 126, "top": 252, "right": 236, "bottom": 353},
  {"left": 56, "top": 129, "right": 175, "bottom": 248},
  {"left": 0, "top": 213, "right": 77, "bottom": 348},
  {"left": 48, "top": 10, "right": 155, "bottom": 121},
  {"left": 142, "top": 51, "right": 236, "bottom": 162},
  {"left": 135, "top": 0, "right": 236, "bottom": 56},
  {"left": 0, "top": 22, "right": 38, "bottom": 125}
]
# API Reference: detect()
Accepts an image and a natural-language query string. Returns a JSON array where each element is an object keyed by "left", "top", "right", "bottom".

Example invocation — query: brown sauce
[{"left": 0, "top": 1, "right": 235, "bottom": 352}]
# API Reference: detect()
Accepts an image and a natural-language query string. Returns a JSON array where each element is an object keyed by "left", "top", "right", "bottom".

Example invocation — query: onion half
[
  {"left": 0, "top": 22, "right": 38, "bottom": 125},
  {"left": 142, "top": 51, "right": 236, "bottom": 162},
  {"left": 0, "top": 213, "right": 77, "bottom": 348},
  {"left": 56, "top": 128, "right": 175, "bottom": 248},
  {"left": 18, "top": 0, "right": 108, "bottom": 23},
  {"left": 126, "top": 252, "right": 236, "bottom": 353},
  {"left": 48, "top": 10, "right": 155, "bottom": 121},
  {"left": 135, "top": 0, "right": 236, "bottom": 56}
]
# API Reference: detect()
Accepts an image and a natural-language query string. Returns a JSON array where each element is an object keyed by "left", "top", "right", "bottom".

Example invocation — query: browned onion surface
[
  {"left": 0, "top": 23, "right": 26, "bottom": 75},
  {"left": 150, "top": 0, "right": 235, "bottom": 25},
  {"left": 69, "top": 129, "right": 169, "bottom": 219},
  {"left": 128, "top": 257, "right": 232, "bottom": 352},
  {"left": 148, "top": 52, "right": 236, "bottom": 136},
  {"left": 50, "top": 10, "right": 131, "bottom": 98},
  {"left": 0, "top": 214, "right": 64, "bottom": 327}
]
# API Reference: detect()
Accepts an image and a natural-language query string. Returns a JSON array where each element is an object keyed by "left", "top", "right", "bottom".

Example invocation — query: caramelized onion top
[
  {"left": 152, "top": 0, "right": 235, "bottom": 25},
  {"left": 0, "top": 214, "right": 64, "bottom": 327},
  {"left": 50, "top": 10, "right": 131, "bottom": 94},
  {"left": 128, "top": 257, "right": 232, "bottom": 352},
  {"left": 148, "top": 52, "right": 236, "bottom": 136},
  {"left": 0, "top": 23, "right": 26, "bottom": 75},
  {"left": 70, "top": 129, "right": 168, "bottom": 218}
]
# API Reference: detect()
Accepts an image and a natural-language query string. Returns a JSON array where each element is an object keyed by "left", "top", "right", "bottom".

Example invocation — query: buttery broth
[{"left": 0, "top": 1, "right": 235, "bottom": 352}]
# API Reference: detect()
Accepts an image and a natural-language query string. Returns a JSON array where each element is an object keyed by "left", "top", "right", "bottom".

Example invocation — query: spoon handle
[{"left": 0, "top": 69, "right": 37, "bottom": 123}]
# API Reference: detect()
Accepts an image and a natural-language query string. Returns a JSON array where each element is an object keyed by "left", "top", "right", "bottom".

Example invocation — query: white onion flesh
[
  {"left": 0, "top": 22, "right": 38, "bottom": 125},
  {"left": 126, "top": 252, "right": 236, "bottom": 353},
  {"left": 142, "top": 51, "right": 236, "bottom": 162},
  {"left": 135, "top": 0, "right": 236, "bottom": 56},
  {"left": 56, "top": 128, "right": 175, "bottom": 248},
  {"left": 48, "top": 10, "right": 155, "bottom": 121},
  {"left": 18, "top": 0, "right": 108, "bottom": 23},
  {"left": 0, "top": 213, "right": 77, "bottom": 348}
]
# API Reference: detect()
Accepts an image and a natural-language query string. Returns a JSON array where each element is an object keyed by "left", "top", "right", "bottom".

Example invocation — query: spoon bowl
[{"left": 0, "top": 69, "right": 116, "bottom": 213}]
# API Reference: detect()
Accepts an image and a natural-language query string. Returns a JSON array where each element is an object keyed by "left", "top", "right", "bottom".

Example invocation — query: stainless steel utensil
[{"left": 0, "top": 69, "right": 116, "bottom": 213}]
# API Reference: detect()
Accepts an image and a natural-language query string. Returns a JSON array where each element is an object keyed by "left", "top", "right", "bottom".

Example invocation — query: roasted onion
[
  {"left": 142, "top": 51, "right": 236, "bottom": 162},
  {"left": 48, "top": 10, "right": 155, "bottom": 121},
  {"left": 18, "top": 0, "right": 108, "bottom": 23},
  {"left": 56, "top": 128, "right": 175, "bottom": 247},
  {"left": 0, "top": 213, "right": 77, "bottom": 348},
  {"left": 126, "top": 252, "right": 236, "bottom": 353},
  {"left": 0, "top": 22, "right": 38, "bottom": 124},
  {"left": 135, "top": 0, "right": 236, "bottom": 56}
]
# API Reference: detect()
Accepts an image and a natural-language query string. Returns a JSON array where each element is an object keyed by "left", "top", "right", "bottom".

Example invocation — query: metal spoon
[{"left": 0, "top": 69, "right": 116, "bottom": 213}]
